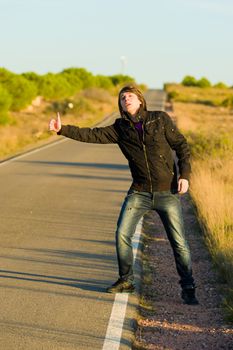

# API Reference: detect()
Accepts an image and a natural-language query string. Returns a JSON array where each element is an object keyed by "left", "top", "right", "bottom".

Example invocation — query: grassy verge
[
  {"left": 170, "top": 85, "right": 233, "bottom": 321},
  {"left": 165, "top": 83, "right": 233, "bottom": 107},
  {"left": 0, "top": 88, "right": 117, "bottom": 161}
]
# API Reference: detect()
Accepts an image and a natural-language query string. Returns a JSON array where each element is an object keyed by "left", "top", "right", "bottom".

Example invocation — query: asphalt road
[{"left": 0, "top": 89, "right": 166, "bottom": 350}]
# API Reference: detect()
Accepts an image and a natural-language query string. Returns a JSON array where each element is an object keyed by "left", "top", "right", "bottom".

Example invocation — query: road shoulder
[{"left": 133, "top": 193, "right": 233, "bottom": 349}]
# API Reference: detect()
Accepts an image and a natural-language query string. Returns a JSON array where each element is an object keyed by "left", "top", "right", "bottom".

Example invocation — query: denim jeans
[{"left": 115, "top": 190, "right": 195, "bottom": 288}]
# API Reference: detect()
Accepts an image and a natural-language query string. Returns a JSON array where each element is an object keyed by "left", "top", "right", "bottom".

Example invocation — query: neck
[
  {"left": 130, "top": 115, "right": 140, "bottom": 122},
  {"left": 127, "top": 108, "right": 140, "bottom": 118}
]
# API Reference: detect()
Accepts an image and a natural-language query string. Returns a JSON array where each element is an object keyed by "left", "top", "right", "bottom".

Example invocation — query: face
[{"left": 120, "top": 92, "right": 141, "bottom": 116}]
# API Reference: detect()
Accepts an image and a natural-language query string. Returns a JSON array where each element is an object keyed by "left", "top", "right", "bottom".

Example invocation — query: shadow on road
[
  {"left": 0, "top": 245, "right": 118, "bottom": 295},
  {"left": 0, "top": 268, "right": 108, "bottom": 292},
  {"left": 18, "top": 160, "right": 129, "bottom": 171}
]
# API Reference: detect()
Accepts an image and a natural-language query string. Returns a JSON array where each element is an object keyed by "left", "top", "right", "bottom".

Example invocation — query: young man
[{"left": 49, "top": 85, "right": 198, "bottom": 305}]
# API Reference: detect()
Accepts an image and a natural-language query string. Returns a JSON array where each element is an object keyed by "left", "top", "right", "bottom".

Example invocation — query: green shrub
[
  {"left": 94, "top": 75, "right": 113, "bottom": 90},
  {"left": 37, "top": 73, "right": 73, "bottom": 100},
  {"left": 0, "top": 67, "right": 15, "bottom": 83},
  {"left": 186, "top": 131, "right": 233, "bottom": 158},
  {"left": 0, "top": 84, "right": 12, "bottom": 124},
  {"left": 222, "top": 96, "right": 233, "bottom": 108},
  {"left": 0, "top": 67, "right": 139, "bottom": 111},
  {"left": 182, "top": 76, "right": 212, "bottom": 88},
  {"left": 214, "top": 82, "right": 228, "bottom": 89},
  {"left": 196, "top": 77, "right": 211, "bottom": 88},
  {"left": 3, "top": 75, "right": 37, "bottom": 111},
  {"left": 61, "top": 68, "right": 95, "bottom": 91},
  {"left": 167, "top": 90, "right": 179, "bottom": 100},
  {"left": 22, "top": 71, "right": 41, "bottom": 87},
  {"left": 181, "top": 75, "right": 197, "bottom": 87},
  {"left": 109, "top": 74, "right": 135, "bottom": 86}
]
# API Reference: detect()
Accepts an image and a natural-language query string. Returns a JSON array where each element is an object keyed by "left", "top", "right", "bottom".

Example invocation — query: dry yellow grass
[
  {"left": 166, "top": 83, "right": 233, "bottom": 106},
  {"left": 174, "top": 101, "right": 233, "bottom": 134},
  {"left": 173, "top": 100, "right": 233, "bottom": 314},
  {"left": 190, "top": 159, "right": 233, "bottom": 254}
]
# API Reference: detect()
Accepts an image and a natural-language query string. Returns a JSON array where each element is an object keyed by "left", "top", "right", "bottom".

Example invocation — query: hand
[
  {"left": 178, "top": 178, "right": 189, "bottom": 194},
  {"left": 49, "top": 112, "right": 62, "bottom": 132}
]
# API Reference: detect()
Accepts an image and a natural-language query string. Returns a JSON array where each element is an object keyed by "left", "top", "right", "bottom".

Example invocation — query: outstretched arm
[{"left": 49, "top": 113, "right": 119, "bottom": 144}]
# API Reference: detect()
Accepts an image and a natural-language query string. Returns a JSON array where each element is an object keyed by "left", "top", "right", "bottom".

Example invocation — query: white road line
[
  {"left": 102, "top": 218, "right": 143, "bottom": 350},
  {"left": 0, "top": 139, "right": 67, "bottom": 168}
]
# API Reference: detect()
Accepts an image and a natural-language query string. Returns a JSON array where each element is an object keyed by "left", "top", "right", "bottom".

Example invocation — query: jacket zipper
[
  {"left": 160, "top": 154, "right": 174, "bottom": 175},
  {"left": 142, "top": 124, "right": 153, "bottom": 192}
]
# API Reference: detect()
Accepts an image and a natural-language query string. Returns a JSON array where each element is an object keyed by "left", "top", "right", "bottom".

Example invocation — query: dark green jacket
[{"left": 58, "top": 110, "right": 191, "bottom": 192}]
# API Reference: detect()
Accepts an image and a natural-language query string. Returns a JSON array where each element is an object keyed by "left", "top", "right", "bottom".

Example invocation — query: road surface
[{"left": 0, "top": 89, "right": 166, "bottom": 349}]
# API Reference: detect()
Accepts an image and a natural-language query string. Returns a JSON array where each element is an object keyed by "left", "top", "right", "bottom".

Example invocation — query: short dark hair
[{"left": 118, "top": 84, "right": 147, "bottom": 116}]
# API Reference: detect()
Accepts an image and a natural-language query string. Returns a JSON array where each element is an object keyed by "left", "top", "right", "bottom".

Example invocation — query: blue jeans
[{"left": 115, "top": 190, "right": 194, "bottom": 288}]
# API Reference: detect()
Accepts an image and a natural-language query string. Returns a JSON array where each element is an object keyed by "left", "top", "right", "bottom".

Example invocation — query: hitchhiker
[{"left": 49, "top": 84, "right": 199, "bottom": 305}]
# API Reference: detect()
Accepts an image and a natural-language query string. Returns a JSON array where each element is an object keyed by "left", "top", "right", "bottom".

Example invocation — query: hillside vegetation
[{"left": 0, "top": 67, "right": 146, "bottom": 159}]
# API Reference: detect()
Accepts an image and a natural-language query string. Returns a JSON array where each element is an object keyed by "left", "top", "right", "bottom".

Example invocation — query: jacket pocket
[{"left": 159, "top": 154, "right": 174, "bottom": 175}]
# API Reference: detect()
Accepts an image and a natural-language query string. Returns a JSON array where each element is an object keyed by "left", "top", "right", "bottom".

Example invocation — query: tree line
[{"left": 0, "top": 67, "right": 135, "bottom": 124}]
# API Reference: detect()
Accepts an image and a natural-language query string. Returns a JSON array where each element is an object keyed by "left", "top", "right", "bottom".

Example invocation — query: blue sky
[{"left": 0, "top": 0, "right": 232, "bottom": 87}]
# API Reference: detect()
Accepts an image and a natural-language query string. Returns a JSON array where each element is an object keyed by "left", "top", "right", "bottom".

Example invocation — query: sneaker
[
  {"left": 181, "top": 287, "right": 199, "bottom": 305},
  {"left": 106, "top": 278, "right": 135, "bottom": 294}
]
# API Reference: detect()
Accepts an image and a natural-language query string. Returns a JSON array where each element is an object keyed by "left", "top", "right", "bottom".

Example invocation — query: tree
[
  {"left": 0, "top": 84, "right": 12, "bottom": 124},
  {"left": 196, "top": 77, "right": 211, "bottom": 88},
  {"left": 94, "top": 75, "right": 113, "bottom": 89},
  {"left": 0, "top": 67, "right": 15, "bottom": 83},
  {"left": 214, "top": 82, "right": 228, "bottom": 89},
  {"left": 181, "top": 76, "right": 197, "bottom": 87},
  {"left": 61, "top": 67, "right": 95, "bottom": 90},
  {"left": 3, "top": 75, "right": 37, "bottom": 111},
  {"left": 109, "top": 74, "right": 135, "bottom": 86},
  {"left": 37, "top": 73, "right": 73, "bottom": 100}
]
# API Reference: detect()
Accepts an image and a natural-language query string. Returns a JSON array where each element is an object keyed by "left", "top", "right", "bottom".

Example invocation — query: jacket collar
[{"left": 122, "top": 106, "right": 147, "bottom": 123}]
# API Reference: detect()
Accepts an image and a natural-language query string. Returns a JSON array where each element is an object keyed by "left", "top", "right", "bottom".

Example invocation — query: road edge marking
[
  {"left": 102, "top": 218, "right": 143, "bottom": 350},
  {"left": 0, "top": 139, "right": 67, "bottom": 168}
]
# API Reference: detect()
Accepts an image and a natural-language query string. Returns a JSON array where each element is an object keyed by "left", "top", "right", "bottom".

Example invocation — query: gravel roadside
[{"left": 133, "top": 193, "right": 233, "bottom": 350}]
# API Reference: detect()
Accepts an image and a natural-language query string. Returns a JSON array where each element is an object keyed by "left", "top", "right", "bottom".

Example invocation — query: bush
[
  {"left": 3, "top": 75, "right": 37, "bottom": 111},
  {"left": 222, "top": 96, "right": 233, "bottom": 108},
  {"left": 0, "top": 67, "right": 15, "bottom": 83},
  {"left": 167, "top": 90, "right": 179, "bottom": 100},
  {"left": 94, "top": 75, "right": 113, "bottom": 90},
  {"left": 0, "top": 67, "right": 139, "bottom": 111},
  {"left": 186, "top": 131, "right": 233, "bottom": 158},
  {"left": 214, "top": 82, "right": 228, "bottom": 89},
  {"left": 22, "top": 71, "right": 41, "bottom": 87},
  {"left": 0, "top": 84, "right": 12, "bottom": 124},
  {"left": 37, "top": 73, "right": 73, "bottom": 100},
  {"left": 181, "top": 75, "right": 197, "bottom": 87},
  {"left": 109, "top": 74, "right": 135, "bottom": 86},
  {"left": 196, "top": 77, "right": 211, "bottom": 88},
  {"left": 182, "top": 75, "right": 212, "bottom": 88},
  {"left": 61, "top": 68, "right": 95, "bottom": 91}
]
